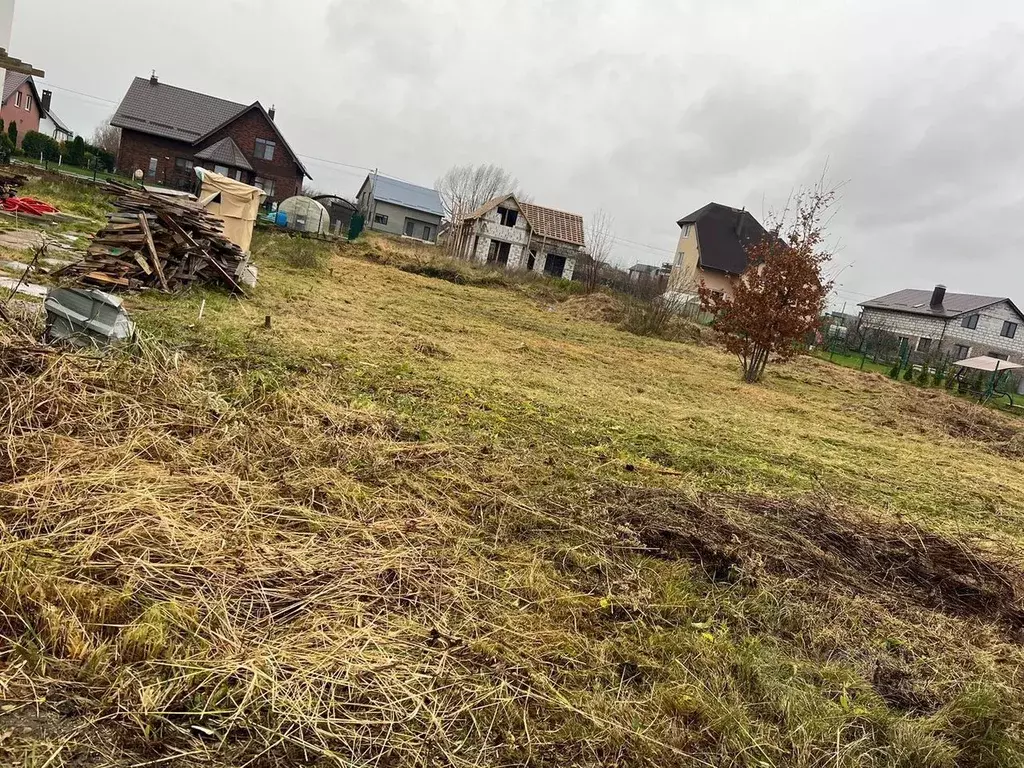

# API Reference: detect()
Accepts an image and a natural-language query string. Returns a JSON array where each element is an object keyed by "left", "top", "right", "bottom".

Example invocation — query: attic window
[
  {"left": 24, "top": 95, "right": 31, "bottom": 111},
  {"left": 14, "top": 91, "right": 21, "bottom": 108},
  {"left": 255, "top": 138, "right": 276, "bottom": 161},
  {"left": 680, "top": 224, "right": 692, "bottom": 237},
  {"left": 962, "top": 313, "right": 980, "bottom": 330},
  {"left": 497, "top": 207, "right": 518, "bottom": 227}
]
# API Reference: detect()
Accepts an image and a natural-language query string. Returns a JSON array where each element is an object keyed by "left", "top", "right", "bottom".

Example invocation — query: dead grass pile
[
  {"left": 0, "top": 338, "right": 695, "bottom": 766},
  {"left": 887, "top": 388, "right": 1024, "bottom": 457},
  {"left": 558, "top": 292, "right": 626, "bottom": 324}
]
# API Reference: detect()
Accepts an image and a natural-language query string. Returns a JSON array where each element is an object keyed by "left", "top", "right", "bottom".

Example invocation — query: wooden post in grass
[{"left": 264, "top": 315, "right": 271, "bottom": 330}]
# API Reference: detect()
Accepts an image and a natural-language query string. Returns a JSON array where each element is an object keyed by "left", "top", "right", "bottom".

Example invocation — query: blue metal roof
[{"left": 371, "top": 175, "right": 443, "bottom": 217}]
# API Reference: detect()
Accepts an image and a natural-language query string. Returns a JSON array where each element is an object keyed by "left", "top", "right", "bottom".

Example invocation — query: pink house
[{"left": 1, "top": 70, "right": 41, "bottom": 147}]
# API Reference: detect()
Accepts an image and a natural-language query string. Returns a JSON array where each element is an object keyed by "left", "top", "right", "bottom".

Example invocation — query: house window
[
  {"left": 916, "top": 337, "right": 932, "bottom": 353},
  {"left": 254, "top": 176, "right": 275, "bottom": 197},
  {"left": 147, "top": 157, "right": 158, "bottom": 178},
  {"left": 175, "top": 157, "right": 194, "bottom": 173},
  {"left": 680, "top": 224, "right": 692, "bottom": 238},
  {"left": 487, "top": 240, "right": 511, "bottom": 266},
  {"left": 1001, "top": 321, "right": 1018, "bottom": 339},
  {"left": 255, "top": 138, "right": 276, "bottom": 161},
  {"left": 962, "top": 314, "right": 980, "bottom": 330},
  {"left": 953, "top": 344, "right": 971, "bottom": 360},
  {"left": 405, "top": 219, "right": 416, "bottom": 237},
  {"left": 422, "top": 224, "right": 433, "bottom": 242},
  {"left": 374, "top": 213, "right": 388, "bottom": 225},
  {"left": 497, "top": 207, "right": 518, "bottom": 227},
  {"left": 14, "top": 92, "right": 21, "bottom": 108},
  {"left": 24, "top": 95, "right": 31, "bottom": 111}
]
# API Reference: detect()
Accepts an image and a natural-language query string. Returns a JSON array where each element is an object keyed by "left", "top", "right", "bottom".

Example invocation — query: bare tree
[
  {"left": 92, "top": 116, "right": 121, "bottom": 155},
  {"left": 579, "top": 209, "right": 615, "bottom": 293},
  {"left": 435, "top": 163, "right": 522, "bottom": 224}
]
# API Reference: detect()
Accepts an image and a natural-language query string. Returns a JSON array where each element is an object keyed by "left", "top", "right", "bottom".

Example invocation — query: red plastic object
[{"left": 3, "top": 197, "right": 59, "bottom": 215}]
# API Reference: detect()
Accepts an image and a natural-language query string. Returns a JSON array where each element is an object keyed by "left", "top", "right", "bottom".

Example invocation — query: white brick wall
[{"left": 861, "top": 301, "right": 1024, "bottom": 362}]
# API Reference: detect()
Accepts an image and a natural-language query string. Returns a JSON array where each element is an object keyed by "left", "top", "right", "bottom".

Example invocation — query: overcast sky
[{"left": 12, "top": 1, "right": 1024, "bottom": 306}]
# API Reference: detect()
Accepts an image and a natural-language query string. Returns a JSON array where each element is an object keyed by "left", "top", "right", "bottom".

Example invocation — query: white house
[{"left": 859, "top": 285, "right": 1024, "bottom": 363}]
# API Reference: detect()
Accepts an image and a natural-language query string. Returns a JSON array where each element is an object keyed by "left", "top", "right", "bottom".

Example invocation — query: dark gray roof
[
  {"left": 110, "top": 77, "right": 310, "bottom": 179},
  {"left": 677, "top": 202, "right": 769, "bottom": 275},
  {"left": 111, "top": 77, "right": 247, "bottom": 143},
  {"left": 859, "top": 289, "right": 1021, "bottom": 319},
  {"left": 362, "top": 174, "right": 443, "bottom": 217},
  {"left": 194, "top": 137, "right": 254, "bottom": 171}
]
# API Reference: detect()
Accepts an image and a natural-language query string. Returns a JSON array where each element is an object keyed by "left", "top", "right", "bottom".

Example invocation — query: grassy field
[{"left": 1, "top": 222, "right": 1023, "bottom": 767}]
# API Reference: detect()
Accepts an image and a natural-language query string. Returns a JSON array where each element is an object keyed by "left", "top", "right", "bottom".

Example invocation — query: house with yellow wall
[{"left": 667, "top": 202, "right": 769, "bottom": 300}]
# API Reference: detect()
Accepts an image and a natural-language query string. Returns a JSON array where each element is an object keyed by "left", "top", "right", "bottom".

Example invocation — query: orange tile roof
[{"left": 519, "top": 201, "right": 585, "bottom": 247}]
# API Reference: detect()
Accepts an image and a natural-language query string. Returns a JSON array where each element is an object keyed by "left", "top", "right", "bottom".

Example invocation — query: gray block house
[
  {"left": 859, "top": 285, "right": 1024, "bottom": 363},
  {"left": 356, "top": 174, "right": 443, "bottom": 244},
  {"left": 450, "top": 193, "right": 586, "bottom": 280}
]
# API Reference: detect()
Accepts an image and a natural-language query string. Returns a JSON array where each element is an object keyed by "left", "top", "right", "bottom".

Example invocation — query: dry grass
[{"left": 2, "top": 227, "right": 1024, "bottom": 766}]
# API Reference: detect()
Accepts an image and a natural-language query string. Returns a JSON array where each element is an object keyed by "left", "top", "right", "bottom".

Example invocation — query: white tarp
[{"left": 954, "top": 355, "right": 1024, "bottom": 372}]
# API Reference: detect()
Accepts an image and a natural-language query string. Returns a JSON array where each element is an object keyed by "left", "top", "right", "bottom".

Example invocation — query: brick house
[
  {"left": 451, "top": 193, "right": 586, "bottom": 280},
  {"left": 859, "top": 285, "right": 1024, "bottom": 364},
  {"left": 111, "top": 74, "right": 309, "bottom": 203},
  {"left": 666, "top": 202, "right": 769, "bottom": 300},
  {"left": 1, "top": 70, "right": 41, "bottom": 146}
]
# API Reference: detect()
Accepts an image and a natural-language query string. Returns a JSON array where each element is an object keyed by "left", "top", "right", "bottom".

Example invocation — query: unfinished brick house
[
  {"left": 452, "top": 194, "right": 585, "bottom": 280},
  {"left": 111, "top": 74, "right": 309, "bottom": 203}
]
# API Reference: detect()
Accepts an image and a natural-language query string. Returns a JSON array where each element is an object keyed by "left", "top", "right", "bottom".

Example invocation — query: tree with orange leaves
[{"left": 700, "top": 181, "right": 837, "bottom": 383}]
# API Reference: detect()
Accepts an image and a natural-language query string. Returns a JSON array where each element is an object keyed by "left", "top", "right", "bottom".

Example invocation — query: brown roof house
[
  {"left": 111, "top": 74, "right": 310, "bottom": 202},
  {"left": 860, "top": 285, "right": 1024, "bottom": 364},
  {"left": 667, "top": 202, "right": 769, "bottom": 299},
  {"left": 452, "top": 194, "right": 585, "bottom": 280}
]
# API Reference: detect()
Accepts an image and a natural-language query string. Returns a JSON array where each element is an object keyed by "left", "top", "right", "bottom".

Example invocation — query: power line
[
  {"left": 39, "top": 79, "right": 379, "bottom": 176},
  {"left": 39, "top": 82, "right": 119, "bottom": 106}
]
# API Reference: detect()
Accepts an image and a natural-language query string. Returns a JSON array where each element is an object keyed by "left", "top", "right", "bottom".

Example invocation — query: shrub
[
  {"left": 66, "top": 135, "right": 87, "bottom": 166},
  {"left": 7, "top": 120, "right": 17, "bottom": 147},
  {"left": 621, "top": 295, "right": 677, "bottom": 339},
  {"left": 902, "top": 365, "right": 915, "bottom": 382},
  {"left": 888, "top": 362, "right": 900, "bottom": 379},
  {"left": 933, "top": 366, "right": 946, "bottom": 388},
  {"left": 22, "top": 130, "right": 60, "bottom": 162},
  {"left": 916, "top": 365, "right": 931, "bottom": 387}
]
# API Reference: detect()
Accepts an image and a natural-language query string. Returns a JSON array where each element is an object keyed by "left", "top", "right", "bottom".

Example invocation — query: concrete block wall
[{"left": 861, "top": 302, "right": 1024, "bottom": 362}]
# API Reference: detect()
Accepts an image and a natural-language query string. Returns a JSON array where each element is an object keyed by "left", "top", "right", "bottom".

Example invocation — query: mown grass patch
[{"left": 2, "top": 221, "right": 1024, "bottom": 766}]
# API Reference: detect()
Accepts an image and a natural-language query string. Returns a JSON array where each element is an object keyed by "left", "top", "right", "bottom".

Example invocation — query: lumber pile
[
  {"left": 56, "top": 182, "right": 248, "bottom": 293},
  {"left": 0, "top": 168, "right": 27, "bottom": 198}
]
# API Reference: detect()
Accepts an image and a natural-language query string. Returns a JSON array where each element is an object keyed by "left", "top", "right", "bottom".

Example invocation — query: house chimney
[
  {"left": 268, "top": 104, "right": 276, "bottom": 122},
  {"left": 41, "top": 89, "right": 51, "bottom": 113},
  {"left": 930, "top": 284, "right": 946, "bottom": 308},
  {"left": 150, "top": 70, "right": 158, "bottom": 85}
]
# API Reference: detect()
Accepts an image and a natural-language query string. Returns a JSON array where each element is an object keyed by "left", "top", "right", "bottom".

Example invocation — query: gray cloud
[{"left": 10, "top": 0, "right": 1024, "bottom": 303}]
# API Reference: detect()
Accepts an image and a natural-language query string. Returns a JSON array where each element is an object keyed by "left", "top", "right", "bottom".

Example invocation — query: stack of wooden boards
[
  {"left": 0, "top": 169, "right": 28, "bottom": 198},
  {"left": 56, "top": 182, "right": 248, "bottom": 293}
]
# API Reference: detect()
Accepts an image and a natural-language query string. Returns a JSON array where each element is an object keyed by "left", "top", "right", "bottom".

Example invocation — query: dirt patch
[
  {"left": 871, "top": 659, "right": 939, "bottom": 714},
  {"left": 608, "top": 489, "right": 1024, "bottom": 634}
]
